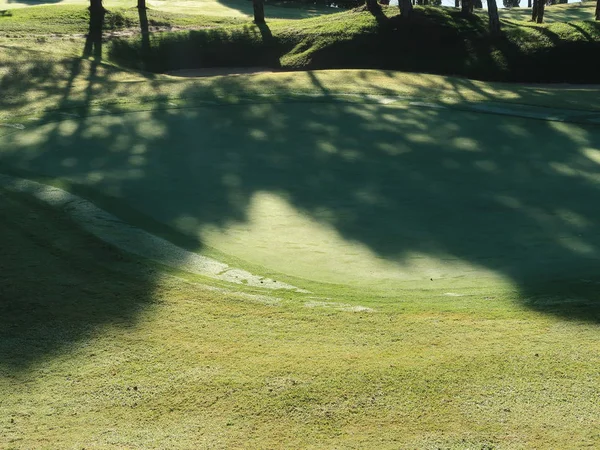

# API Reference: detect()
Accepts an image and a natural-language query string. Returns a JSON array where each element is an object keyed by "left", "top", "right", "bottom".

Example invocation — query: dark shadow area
[
  {"left": 256, "top": 22, "right": 282, "bottom": 68},
  {"left": 0, "top": 188, "right": 157, "bottom": 373},
  {"left": 110, "top": 24, "right": 287, "bottom": 72}
]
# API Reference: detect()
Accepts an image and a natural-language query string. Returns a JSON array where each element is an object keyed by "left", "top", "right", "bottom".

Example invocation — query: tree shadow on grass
[
  {"left": 0, "top": 188, "right": 158, "bottom": 374},
  {"left": 4, "top": 70, "right": 600, "bottom": 325},
  {"left": 2, "top": 9, "right": 600, "bottom": 377}
]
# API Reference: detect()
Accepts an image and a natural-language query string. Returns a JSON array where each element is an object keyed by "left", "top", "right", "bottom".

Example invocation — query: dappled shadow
[
  {"left": 2, "top": 67, "right": 600, "bottom": 326},
  {"left": 2, "top": 11, "right": 600, "bottom": 376}
]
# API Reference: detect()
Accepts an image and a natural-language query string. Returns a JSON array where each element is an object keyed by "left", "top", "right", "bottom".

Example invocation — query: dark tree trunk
[
  {"left": 532, "top": 0, "right": 546, "bottom": 23},
  {"left": 366, "top": 0, "right": 381, "bottom": 12},
  {"left": 138, "top": 3, "right": 150, "bottom": 56},
  {"left": 137, "top": 0, "right": 146, "bottom": 9},
  {"left": 488, "top": 0, "right": 501, "bottom": 35},
  {"left": 399, "top": 0, "right": 413, "bottom": 18},
  {"left": 596, "top": 0, "right": 600, "bottom": 20},
  {"left": 462, "top": 0, "right": 473, "bottom": 14},
  {"left": 528, "top": 0, "right": 532, "bottom": 7},
  {"left": 83, "top": 4, "right": 104, "bottom": 61},
  {"left": 89, "top": 0, "right": 104, "bottom": 13},
  {"left": 455, "top": 0, "right": 460, "bottom": 7},
  {"left": 474, "top": 0, "right": 482, "bottom": 8},
  {"left": 253, "top": 0, "right": 265, "bottom": 24},
  {"left": 534, "top": 0, "right": 545, "bottom": 23}
]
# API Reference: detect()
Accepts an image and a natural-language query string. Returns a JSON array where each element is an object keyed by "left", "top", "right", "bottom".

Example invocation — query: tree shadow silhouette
[{"left": 0, "top": 187, "right": 158, "bottom": 373}]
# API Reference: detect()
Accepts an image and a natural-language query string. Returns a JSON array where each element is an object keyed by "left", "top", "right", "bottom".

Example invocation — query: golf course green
[
  {"left": 2, "top": 1, "right": 600, "bottom": 448},
  {"left": 2, "top": 94, "right": 600, "bottom": 302}
]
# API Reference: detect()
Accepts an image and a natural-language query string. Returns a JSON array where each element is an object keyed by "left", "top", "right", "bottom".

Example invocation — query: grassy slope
[
  {"left": 2, "top": 3, "right": 600, "bottom": 448},
  {"left": 2, "top": 3, "right": 600, "bottom": 81},
  {"left": 1, "top": 187, "right": 599, "bottom": 449},
  {"left": 104, "top": 6, "right": 600, "bottom": 82}
]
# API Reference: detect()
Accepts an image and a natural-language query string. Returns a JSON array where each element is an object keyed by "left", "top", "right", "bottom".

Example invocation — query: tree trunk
[
  {"left": 137, "top": 0, "right": 146, "bottom": 9},
  {"left": 531, "top": 0, "right": 538, "bottom": 21},
  {"left": 488, "top": 0, "right": 501, "bottom": 35},
  {"left": 536, "top": 0, "right": 545, "bottom": 23},
  {"left": 474, "top": 0, "right": 482, "bottom": 8},
  {"left": 89, "top": 0, "right": 104, "bottom": 13},
  {"left": 462, "top": 0, "right": 473, "bottom": 15},
  {"left": 596, "top": 0, "right": 600, "bottom": 20},
  {"left": 528, "top": 0, "right": 532, "bottom": 7},
  {"left": 366, "top": 0, "right": 379, "bottom": 11},
  {"left": 399, "top": 0, "right": 413, "bottom": 18},
  {"left": 253, "top": 0, "right": 265, "bottom": 24},
  {"left": 455, "top": 0, "right": 460, "bottom": 7}
]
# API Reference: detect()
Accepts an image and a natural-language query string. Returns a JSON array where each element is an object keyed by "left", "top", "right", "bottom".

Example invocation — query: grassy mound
[{"left": 107, "top": 7, "right": 600, "bottom": 82}]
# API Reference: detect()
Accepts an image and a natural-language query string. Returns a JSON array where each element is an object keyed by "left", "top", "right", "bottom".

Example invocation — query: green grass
[
  {"left": 1, "top": 187, "right": 600, "bottom": 449},
  {"left": 102, "top": 6, "right": 600, "bottom": 82},
  {"left": 2, "top": 2, "right": 600, "bottom": 448},
  {"left": 0, "top": 0, "right": 337, "bottom": 22},
  {"left": 2, "top": 4, "right": 600, "bottom": 81}
]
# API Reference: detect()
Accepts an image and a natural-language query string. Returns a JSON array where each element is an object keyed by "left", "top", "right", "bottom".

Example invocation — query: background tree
[
  {"left": 366, "top": 0, "right": 380, "bottom": 11},
  {"left": 137, "top": 0, "right": 146, "bottom": 10},
  {"left": 474, "top": 0, "right": 483, "bottom": 8},
  {"left": 488, "top": 0, "right": 501, "bottom": 34},
  {"left": 89, "top": 0, "right": 104, "bottom": 13},
  {"left": 531, "top": 0, "right": 545, "bottom": 22},
  {"left": 462, "top": 0, "right": 473, "bottom": 14},
  {"left": 399, "top": 0, "right": 413, "bottom": 18},
  {"left": 596, "top": 0, "right": 600, "bottom": 20},
  {"left": 253, "top": 0, "right": 265, "bottom": 24},
  {"left": 503, "top": 0, "right": 520, "bottom": 7}
]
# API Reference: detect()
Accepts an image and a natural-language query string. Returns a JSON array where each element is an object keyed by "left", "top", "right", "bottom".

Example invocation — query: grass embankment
[
  {"left": 1, "top": 187, "right": 599, "bottom": 448},
  {"left": 105, "top": 6, "right": 600, "bottom": 82},
  {"left": 2, "top": 3, "right": 599, "bottom": 81}
]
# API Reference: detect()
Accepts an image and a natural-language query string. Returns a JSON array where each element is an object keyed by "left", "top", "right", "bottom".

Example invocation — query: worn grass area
[{"left": 1, "top": 187, "right": 599, "bottom": 449}]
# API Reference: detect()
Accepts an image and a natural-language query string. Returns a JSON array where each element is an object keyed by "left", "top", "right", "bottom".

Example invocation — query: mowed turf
[
  {"left": 1, "top": 185, "right": 600, "bottom": 449},
  {"left": 2, "top": 96, "right": 600, "bottom": 304}
]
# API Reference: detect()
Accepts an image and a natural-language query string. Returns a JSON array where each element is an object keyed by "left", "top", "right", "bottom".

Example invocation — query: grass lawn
[
  {"left": 1, "top": 1, "right": 600, "bottom": 448},
  {"left": 1, "top": 184, "right": 599, "bottom": 449}
]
